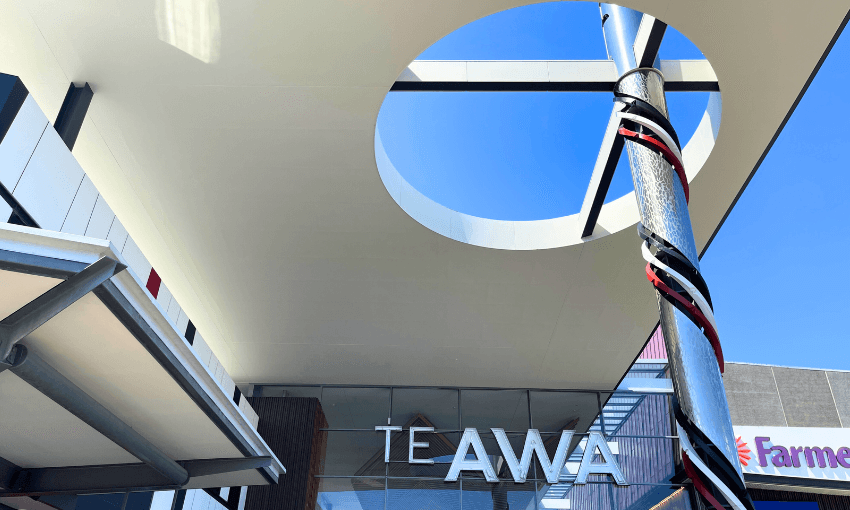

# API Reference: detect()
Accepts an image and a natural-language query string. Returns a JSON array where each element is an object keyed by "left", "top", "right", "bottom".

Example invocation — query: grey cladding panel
[
  {"left": 826, "top": 371, "right": 850, "bottom": 428},
  {"left": 85, "top": 195, "right": 115, "bottom": 239},
  {"left": 12, "top": 126, "right": 84, "bottom": 231},
  {"left": 0, "top": 95, "right": 47, "bottom": 191},
  {"left": 773, "top": 367, "right": 841, "bottom": 428},
  {"left": 61, "top": 175, "right": 98, "bottom": 235},
  {"left": 723, "top": 363, "right": 787, "bottom": 427}
]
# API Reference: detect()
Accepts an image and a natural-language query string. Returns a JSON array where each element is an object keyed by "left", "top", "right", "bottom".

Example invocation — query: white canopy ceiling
[{"left": 0, "top": 0, "right": 844, "bottom": 389}]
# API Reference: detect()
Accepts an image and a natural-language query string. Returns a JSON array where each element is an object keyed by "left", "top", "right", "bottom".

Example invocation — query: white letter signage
[
  {"left": 492, "top": 428, "right": 574, "bottom": 483},
  {"left": 575, "top": 432, "right": 628, "bottom": 485},
  {"left": 376, "top": 424, "right": 628, "bottom": 486},
  {"left": 375, "top": 426, "right": 402, "bottom": 463},
  {"left": 409, "top": 426, "right": 435, "bottom": 465},
  {"left": 446, "top": 428, "right": 498, "bottom": 482}
]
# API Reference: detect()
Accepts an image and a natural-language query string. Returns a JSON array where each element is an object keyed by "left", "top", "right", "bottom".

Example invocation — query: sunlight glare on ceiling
[{"left": 155, "top": 0, "right": 221, "bottom": 64}]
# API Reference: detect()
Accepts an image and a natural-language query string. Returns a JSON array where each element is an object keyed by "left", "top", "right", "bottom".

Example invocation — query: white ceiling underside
[{"left": 0, "top": 0, "right": 844, "bottom": 389}]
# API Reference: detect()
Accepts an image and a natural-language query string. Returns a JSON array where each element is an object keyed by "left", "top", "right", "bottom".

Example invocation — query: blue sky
[{"left": 378, "top": 2, "right": 849, "bottom": 370}]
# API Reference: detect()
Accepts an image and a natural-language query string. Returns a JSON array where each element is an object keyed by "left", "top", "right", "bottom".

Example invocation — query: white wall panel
[
  {"left": 12, "top": 126, "right": 84, "bottom": 231},
  {"left": 192, "top": 333, "right": 213, "bottom": 366},
  {"left": 238, "top": 398, "right": 251, "bottom": 417},
  {"left": 176, "top": 309, "right": 190, "bottom": 339},
  {"left": 150, "top": 491, "right": 175, "bottom": 510},
  {"left": 60, "top": 175, "right": 98, "bottom": 235},
  {"left": 106, "top": 217, "right": 129, "bottom": 251},
  {"left": 166, "top": 297, "right": 181, "bottom": 325},
  {"left": 0, "top": 95, "right": 47, "bottom": 191},
  {"left": 206, "top": 356, "right": 220, "bottom": 382},
  {"left": 187, "top": 490, "right": 204, "bottom": 510},
  {"left": 213, "top": 359, "right": 225, "bottom": 385},
  {"left": 84, "top": 195, "right": 115, "bottom": 239},
  {"left": 120, "top": 237, "right": 153, "bottom": 284},
  {"left": 156, "top": 281, "right": 173, "bottom": 312},
  {"left": 182, "top": 489, "right": 196, "bottom": 510},
  {"left": 220, "top": 374, "right": 236, "bottom": 403}
]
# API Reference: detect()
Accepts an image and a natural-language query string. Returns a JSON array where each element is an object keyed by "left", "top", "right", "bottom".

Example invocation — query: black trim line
[
  {"left": 745, "top": 473, "right": 850, "bottom": 494},
  {"left": 390, "top": 81, "right": 719, "bottom": 93}
]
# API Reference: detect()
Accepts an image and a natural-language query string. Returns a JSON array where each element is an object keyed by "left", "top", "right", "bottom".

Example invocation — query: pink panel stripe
[{"left": 639, "top": 326, "right": 667, "bottom": 359}]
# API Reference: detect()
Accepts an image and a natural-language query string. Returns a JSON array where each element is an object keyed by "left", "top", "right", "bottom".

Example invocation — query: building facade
[{"left": 0, "top": 0, "right": 848, "bottom": 509}]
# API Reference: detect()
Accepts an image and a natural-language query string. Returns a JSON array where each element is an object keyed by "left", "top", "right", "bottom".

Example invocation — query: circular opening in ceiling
[{"left": 375, "top": 2, "right": 721, "bottom": 250}]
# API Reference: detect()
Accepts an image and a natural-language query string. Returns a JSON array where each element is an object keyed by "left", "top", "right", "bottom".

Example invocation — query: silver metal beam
[
  {"left": 578, "top": 102, "right": 626, "bottom": 238},
  {"left": 0, "top": 257, "right": 125, "bottom": 362},
  {"left": 633, "top": 15, "right": 667, "bottom": 68},
  {"left": 392, "top": 60, "right": 718, "bottom": 92},
  {"left": 0, "top": 245, "right": 280, "bottom": 485},
  {"left": 8, "top": 346, "right": 190, "bottom": 486},
  {"left": 1, "top": 457, "right": 271, "bottom": 496}
]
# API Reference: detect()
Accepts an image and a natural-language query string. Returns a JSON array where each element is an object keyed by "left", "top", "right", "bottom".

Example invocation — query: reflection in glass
[
  {"left": 391, "top": 388, "right": 459, "bottom": 430},
  {"left": 155, "top": 0, "right": 221, "bottom": 63},
  {"left": 317, "top": 477, "right": 384, "bottom": 510},
  {"left": 461, "top": 390, "right": 529, "bottom": 431},
  {"left": 321, "top": 431, "right": 386, "bottom": 477},
  {"left": 529, "top": 391, "right": 598, "bottom": 435},
  {"left": 388, "top": 432, "right": 459, "bottom": 479},
  {"left": 321, "top": 387, "right": 391, "bottom": 429},
  {"left": 260, "top": 383, "right": 680, "bottom": 509},
  {"left": 259, "top": 386, "right": 321, "bottom": 399},
  {"left": 387, "top": 478, "right": 460, "bottom": 510},
  {"left": 461, "top": 479, "right": 538, "bottom": 510}
]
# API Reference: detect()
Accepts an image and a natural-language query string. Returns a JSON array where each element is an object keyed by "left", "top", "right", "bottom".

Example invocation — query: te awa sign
[
  {"left": 375, "top": 426, "right": 628, "bottom": 485},
  {"left": 734, "top": 426, "right": 850, "bottom": 482}
]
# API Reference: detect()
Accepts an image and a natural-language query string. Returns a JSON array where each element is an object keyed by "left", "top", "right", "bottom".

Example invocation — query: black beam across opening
[{"left": 390, "top": 81, "right": 719, "bottom": 92}]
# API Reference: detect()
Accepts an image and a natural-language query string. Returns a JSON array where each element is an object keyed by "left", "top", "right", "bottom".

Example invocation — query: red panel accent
[
  {"left": 683, "top": 452, "right": 727, "bottom": 510},
  {"left": 146, "top": 268, "right": 162, "bottom": 298}
]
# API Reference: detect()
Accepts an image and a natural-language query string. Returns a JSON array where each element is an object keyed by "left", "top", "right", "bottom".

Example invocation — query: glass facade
[{"left": 256, "top": 362, "right": 687, "bottom": 510}]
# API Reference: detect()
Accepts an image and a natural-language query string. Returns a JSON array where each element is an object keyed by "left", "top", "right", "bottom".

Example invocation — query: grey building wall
[{"left": 724, "top": 362, "right": 850, "bottom": 428}]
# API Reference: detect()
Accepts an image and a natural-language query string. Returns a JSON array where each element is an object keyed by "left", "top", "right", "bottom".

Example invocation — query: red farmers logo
[{"left": 737, "top": 436, "right": 751, "bottom": 466}]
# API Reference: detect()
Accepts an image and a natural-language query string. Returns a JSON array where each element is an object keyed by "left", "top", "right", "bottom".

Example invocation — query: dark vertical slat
[
  {"left": 54, "top": 82, "right": 94, "bottom": 151},
  {"left": 245, "top": 397, "right": 328, "bottom": 510}
]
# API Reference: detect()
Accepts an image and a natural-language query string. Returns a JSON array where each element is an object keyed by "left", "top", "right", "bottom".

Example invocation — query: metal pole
[
  {"left": 0, "top": 257, "right": 124, "bottom": 362},
  {"left": 9, "top": 346, "right": 190, "bottom": 486},
  {"left": 599, "top": 4, "right": 752, "bottom": 510}
]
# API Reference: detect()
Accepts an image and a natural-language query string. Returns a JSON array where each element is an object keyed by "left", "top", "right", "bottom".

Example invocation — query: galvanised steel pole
[{"left": 599, "top": 5, "right": 753, "bottom": 510}]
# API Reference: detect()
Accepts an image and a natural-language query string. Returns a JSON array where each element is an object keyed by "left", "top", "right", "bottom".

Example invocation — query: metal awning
[{"left": 0, "top": 223, "right": 284, "bottom": 496}]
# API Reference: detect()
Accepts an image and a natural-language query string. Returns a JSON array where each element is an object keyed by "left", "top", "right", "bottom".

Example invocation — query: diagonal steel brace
[{"left": 0, "top": 257, "right": 125, "bottom": 363}]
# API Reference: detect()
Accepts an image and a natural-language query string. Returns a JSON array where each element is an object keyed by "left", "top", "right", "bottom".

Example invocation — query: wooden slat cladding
[
  {"left": 749, "top": 488, "right": 850, "bottom": 510},
  {"left": 245, "top": 397, "right": 328, "bottom": 510}
]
